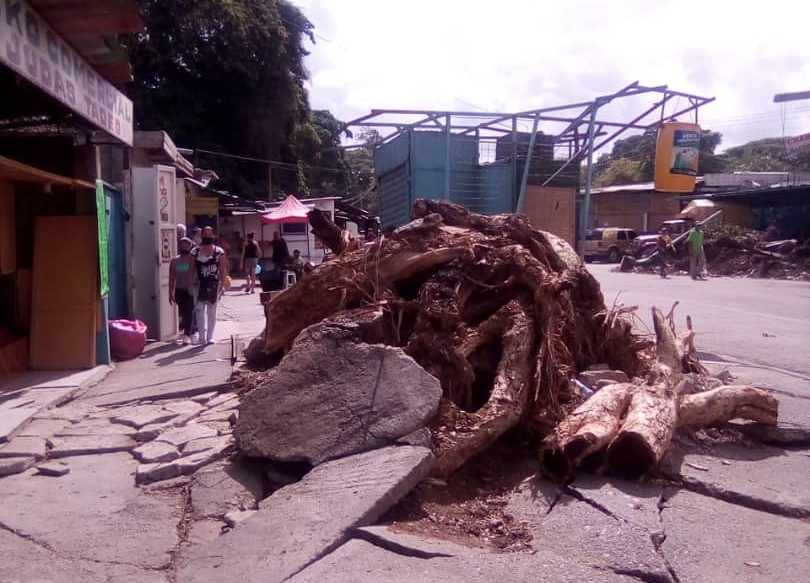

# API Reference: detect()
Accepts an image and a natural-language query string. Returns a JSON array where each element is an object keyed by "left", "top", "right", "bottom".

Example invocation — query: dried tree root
[
  {"left": 539, "top": 382, "right": 635, "bottom": 481},
  {"left": 605, "top": 307, "right": 681, "bottom": 479},
  {"left": 431, "top": 300, "right": 535, "bottom": 477},
  {"left": 678, "top": 385, "right": 778, "bottom": 427}
]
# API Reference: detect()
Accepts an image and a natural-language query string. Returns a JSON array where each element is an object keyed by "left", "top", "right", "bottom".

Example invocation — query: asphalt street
[{"left": 588, "top": 264, "right": 810, "bottom": 396}]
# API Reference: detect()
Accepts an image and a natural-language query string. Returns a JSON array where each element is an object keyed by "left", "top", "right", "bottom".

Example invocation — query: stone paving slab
[
  {"left": 288, "top": 538, "right": 637, "bottom": 583},
  {"left": 0, "top": 455, "right": 35, "bottom": 476},
  {"left": 0, "top": 436, "right": 48, "bottom": 459},
  {"left": 507, "top": 478, "right": 671, "bottom": 581},
  {"left": 662, "top": 441, "right": 810, "bottom": 517},
  {"left": 0, "top": 529, "right": 168, "bottom": 583},
  {"left": 176, "top": 445, "right": 434, "bottom": 583},
  {"left": 190, "top": 461, "right": 262, "bottom": 520},
  {"left": 355, "top": 525, "right": 481, "bottom": 557},
  {"left": 0, "top": 387, "right": 75, "bottom": 442},
  {"left": 49, "top": 434, "right": 136, "bottom": 458},
  {"left": 80, "top": 343, "right": 233, "bottom": 407},
  {"left": 0, "top": 452, "right": 179, "bottom": 570},
  {"left": 661, "top": 489, "right": 810, "bottom": 583}
]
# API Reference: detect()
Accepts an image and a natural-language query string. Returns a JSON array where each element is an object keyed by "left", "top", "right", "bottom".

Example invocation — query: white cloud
[{"left": 293, "top": 0, "right": 810, "bottom": 150}]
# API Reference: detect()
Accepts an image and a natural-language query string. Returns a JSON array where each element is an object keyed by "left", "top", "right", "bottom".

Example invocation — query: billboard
[
  {"left": 0, "top": 0, "right": 134, "bottom": 145},
  {"left": 654, "top": 122, "right": 701, "bottom": 192}
]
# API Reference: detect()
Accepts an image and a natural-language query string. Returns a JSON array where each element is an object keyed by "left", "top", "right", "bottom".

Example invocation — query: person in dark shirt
[
  {"left": 271, "top": 231, "right": 290, "bottom": 268},
  {"left": 242, "top": 231, "right": 261, "bottom": 294},
  {"left": 192, "top": 230, "right": 228, "bottom": 345}
]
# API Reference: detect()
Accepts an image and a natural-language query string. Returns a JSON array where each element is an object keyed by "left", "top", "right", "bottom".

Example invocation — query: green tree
[
  {"left": 130, "top": 0, "right": 315, "bottom": 196},
  {"left": 344, "top": 129, "right": 381, "bottom": 215},
  {"left": 722, "top": 137, "right": 810, "bottom": 172},
  {"left": 297, "top": 110, "right": 353, "bottom": 196},
  {"left": 593, "top": 158, "right": 647, "bottom": 187}
]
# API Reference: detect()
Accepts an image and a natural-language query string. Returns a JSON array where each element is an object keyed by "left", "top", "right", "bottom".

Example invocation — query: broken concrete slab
[
  {"left": 190, "top": 461, "right": 262, "bottom": 520},
  {"left": 55, "top": 418, "right": 138, "bottom": 437},
  {"left": 135, "top": 444, "right": 233, "bottom": 485},
  {"left": 162, "top": 399, "right": 205, "bottom": 417},
  {"left": 182, "top": 434, "right": 234, "bottom": 457},
  {"left": 205, "top": 392, "right": 239, "bottom": 410},
  {"left": 287, "top": 538, "right": 637, "bottom": 583},
  {"left": 355, "top": 525, "right": 480, "bottom": 557},
  {"left": 0, "top": 529, "right": 167, "bottom": 583},
  {"left": 661, "top": 489, "right": 810, "bottom": 583},
  {"left": 49, "top": 434, "right": 136, "bottom": 458},
  {"left": 80, "top": 342, "right": 233, "bottom": 407},
  {"left": 17, "top": 417, "right": 69, "bottom": 439},
  {"left": 132, "top": 440, "right": 180, "bottom": 464},
  {"left": 0, "top": 387, "right": 76, "bottom": 442},
  {"left": 662, "top": 441, "right": 810, "bottom": 517},
  {"left": 395, "top": 427, "right": 433, "bottom": 448},
  {"left": 235, "top": 323, "right": 442, "bottom": 465},
  {"left": 0, "top": 452, "right": 179, "bottom": 569},
  {"left": 569, "top": 474, "right": 664, "bottom": 532},
  {"left": 0, "top": 436, "right": 48, "bottom": 459},
  {"left": 0, "top": 455, "right": 36, "bottom": 476},
  {"left": 507, "top": 478, "right": 671, "bottom": 581},
  {"left": 196, "top": 408, "right": 238, "bottom": 425},
  {"left": 191, "top": 391, "right": 219, "bottom": 404},
  {"left": 156, "top": 423, "right": 219, "bottom": 447},
  {"left": 111, "top": 404, "right": 180, "bottom": 429},
  {"left": 35, "top": 460, "right": 70, "bottom": 476},
  {"left": 176, "top": 445, "right": 434, "bottom": 583}
]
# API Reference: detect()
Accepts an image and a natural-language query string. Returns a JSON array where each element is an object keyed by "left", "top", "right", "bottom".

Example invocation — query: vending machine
[{"left": 131, "top": 165, "right": 179, "bottom": 341}]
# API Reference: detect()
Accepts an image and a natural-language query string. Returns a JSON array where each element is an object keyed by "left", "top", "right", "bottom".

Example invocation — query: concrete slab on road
[
  {"left": 79, "top": 342, "right": 233, "bottom": 406},
  {"left": 0, "top": 366, "right": 111, "bottom": 442},
  {"left": 588, "top": 264, "right": 810, "bottom": 382}
]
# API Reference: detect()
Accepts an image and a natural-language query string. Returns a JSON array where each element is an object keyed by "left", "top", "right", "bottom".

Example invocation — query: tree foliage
[
  {"left": 130, "top": 0, "right": 317, "bottom": 196},
  {"left": 344, "top": 129, "right": 382, "bottom": 216},
  {"left": 722, "top": 137, "right": 810, "bottom": 172}
]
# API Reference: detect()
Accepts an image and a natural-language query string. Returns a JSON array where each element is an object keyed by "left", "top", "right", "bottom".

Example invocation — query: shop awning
[
  {"left": 0, "top": 156, "right": 94, "bottom": 189},
  {"left": 261, "top": 195, "right": 313, "bottom": 224}
]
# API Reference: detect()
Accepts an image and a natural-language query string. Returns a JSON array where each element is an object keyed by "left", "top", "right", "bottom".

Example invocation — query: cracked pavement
[{"left": 1, "top": 276, "right": 809, "bottom": 582}]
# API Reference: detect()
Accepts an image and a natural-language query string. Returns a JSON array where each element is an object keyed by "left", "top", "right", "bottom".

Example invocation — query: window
[
  {"left": 281, "top": 222, "right": 306, "bottom": 235},
  {"left": 628, "top": 230, "right": 637, "bottom": 239},
  {"left": 617, "top": 231, "right": 627, "bottom": 240},
  {"left": 585, "top": 230, "right": 603, "bottom": 241}
]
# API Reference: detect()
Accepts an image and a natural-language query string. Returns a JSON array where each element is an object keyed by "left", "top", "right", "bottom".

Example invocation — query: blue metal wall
[{"left": 374, "top": 130, "right": 517, "bottom": 227}]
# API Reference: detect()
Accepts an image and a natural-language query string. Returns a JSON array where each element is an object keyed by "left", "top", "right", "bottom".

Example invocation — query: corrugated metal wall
[{"left": 375, "top": 130, "right": 518, "bottom": 227}]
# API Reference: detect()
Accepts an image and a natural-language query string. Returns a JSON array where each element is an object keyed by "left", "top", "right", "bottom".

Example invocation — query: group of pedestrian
[
  {"left": 655, "top": 224, "right": 707, "bottom": 280},
  {"left": 168, "top": 225, "right": 228, "bottom": 346}
]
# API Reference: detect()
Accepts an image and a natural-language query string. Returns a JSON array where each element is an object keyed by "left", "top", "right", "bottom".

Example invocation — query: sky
[{"left": 292, "top": 0, "right": 810, "bottom": 152}]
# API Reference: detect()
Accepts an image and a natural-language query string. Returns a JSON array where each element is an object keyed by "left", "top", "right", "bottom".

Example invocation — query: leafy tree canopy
[{"left": 130, "top": 0, "right": 323, "bottom": 196}]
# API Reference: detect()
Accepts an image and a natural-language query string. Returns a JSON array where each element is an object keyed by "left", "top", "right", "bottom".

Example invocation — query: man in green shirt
[{"left": 688, "top": 225, "right": 706, "bottom": 280}]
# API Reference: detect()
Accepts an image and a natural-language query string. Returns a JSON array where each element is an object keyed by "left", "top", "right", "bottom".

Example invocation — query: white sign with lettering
[{"left": 0, "top": 0, "right": 134, "bottom": 145}]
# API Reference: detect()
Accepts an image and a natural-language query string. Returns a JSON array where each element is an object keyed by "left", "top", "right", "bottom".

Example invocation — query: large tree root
[
  {"left": 246, "top": 200, "right": 778, "bottom": 481},
  {"left": 540, "top": 308, "right": 780, "bottom": 480}
]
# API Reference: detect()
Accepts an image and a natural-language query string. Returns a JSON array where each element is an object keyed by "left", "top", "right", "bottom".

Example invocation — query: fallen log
[{"left": 678, "top": 385, "right": 778, "bottom": 427}]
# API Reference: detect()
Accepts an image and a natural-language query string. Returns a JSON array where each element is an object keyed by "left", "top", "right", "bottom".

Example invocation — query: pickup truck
[{"left": 628, "top": 219, "right": 695, "bottom": 258}]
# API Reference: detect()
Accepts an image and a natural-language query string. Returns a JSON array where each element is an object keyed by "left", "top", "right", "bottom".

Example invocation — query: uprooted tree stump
[{"left": 246, "top": 199, "right": 779, "bottom": 479}]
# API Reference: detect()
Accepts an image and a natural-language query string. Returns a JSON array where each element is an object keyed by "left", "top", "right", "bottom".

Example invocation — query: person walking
[
  {"left": 192, "top": 229, "right": 228, "bottom": 345},
  {"left": 242, "top": 231, "right": 261, "bottom": 294},
  {"left": 689, "top": 224, "right": 707, "bottom": 280},
  {"left": 655, "top": 227, "right": 675, "bottom": 278},
  {"left": 271, "top": 231, "right": 290, "bottom": 269},
  {"left": 169, "top": 237, "right": 196, "bottom": 345}
]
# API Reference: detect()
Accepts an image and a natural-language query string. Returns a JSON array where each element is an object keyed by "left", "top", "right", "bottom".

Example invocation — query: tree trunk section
[
  {"left": 678, "top": 385, "right": 778, "bottom": 427},
  {"left": 540, "top": 382, "right": 635, "bottom": 480}
]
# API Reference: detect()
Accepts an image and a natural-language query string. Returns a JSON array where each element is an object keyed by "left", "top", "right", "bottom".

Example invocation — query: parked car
[
  {"left": 584, "top": 227, "right": 638, "bottom": 263},
  {"left": 629, "top": 218, "right": 695, "bottom": 258}
]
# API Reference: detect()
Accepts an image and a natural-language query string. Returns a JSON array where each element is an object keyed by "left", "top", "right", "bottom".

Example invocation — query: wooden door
[{"left": 29, "top": 216, "right": 97, "bottom": 369}]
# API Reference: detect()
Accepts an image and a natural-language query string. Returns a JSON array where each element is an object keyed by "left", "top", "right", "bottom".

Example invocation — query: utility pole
[{"left": 267, "top": 165, "right": 273, "bottom": 201}]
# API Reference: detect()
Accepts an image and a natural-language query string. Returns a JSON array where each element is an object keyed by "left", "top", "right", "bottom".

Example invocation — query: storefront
[{"left": 0, "top": 0, "right": 141, "bottom": 376}]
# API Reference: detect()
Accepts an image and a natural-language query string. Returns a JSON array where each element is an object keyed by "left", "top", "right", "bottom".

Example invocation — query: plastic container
[{"left": 109, "top": 319, "right": 147, "bottom": 360}]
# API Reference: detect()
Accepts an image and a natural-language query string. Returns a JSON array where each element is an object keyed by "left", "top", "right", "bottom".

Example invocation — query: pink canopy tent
[
  {"left": 261, "top": 195, "right": 312, "bottom": 224},
  {"left": 260, "top": 195, "right": 312, "bottom": 261}
]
